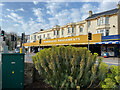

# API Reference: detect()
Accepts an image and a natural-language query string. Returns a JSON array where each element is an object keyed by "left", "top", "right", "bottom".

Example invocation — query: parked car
[{"left": 15, "top": 49, "right": 20, "bottom": 53}]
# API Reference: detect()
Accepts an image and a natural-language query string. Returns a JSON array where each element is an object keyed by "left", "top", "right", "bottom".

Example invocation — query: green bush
[
  {"left": 101, "top": 65, "right": 120, "bottom": 89},
  {"left": 32, "top": 46, "right": 109, "bottom": 88}
]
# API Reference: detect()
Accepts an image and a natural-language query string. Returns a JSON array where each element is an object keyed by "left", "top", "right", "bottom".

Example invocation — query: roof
[{"left": 86, "top": 8, "right": 119, "bottom": 20}]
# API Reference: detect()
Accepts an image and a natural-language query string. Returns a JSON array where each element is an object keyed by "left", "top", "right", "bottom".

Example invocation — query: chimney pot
[
  {"left": 89, "top": 11, "right": 92, "bottom": 17},
  {"left": 117, "top": 4, "right": 120, "bottom": 9}
]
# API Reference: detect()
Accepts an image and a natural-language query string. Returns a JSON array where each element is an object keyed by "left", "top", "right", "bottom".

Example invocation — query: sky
[{"left": 0, "top": 0, "right": 119, "bottom": 35}]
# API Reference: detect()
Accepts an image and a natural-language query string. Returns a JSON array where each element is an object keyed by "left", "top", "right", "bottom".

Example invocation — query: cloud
[
  {"left": 0, "top": 3, "right": 4, "bottom": 6},
  {"left": 16, "top": 8, "right": 24, "bottom": 12},
  {"left": 96, "top": 2, "right": 118, "bottom": 13},
  {"left": 6, "top": 8, "right": 24, "bottom": 12},
  {"left": 32, "top": 8, "right": 45, "bottom": 23},
  {"left": 33, "top": 0, "right": 39, "bottom": 5},
  {"left": 14, "top": 24, "right": 19, "bottom": 26},
  {"left": 10, "top": 12, "right": 23, "bottom": 19},
  {"left": 46, "top": 2, "right": 62, "bottom": 16}
]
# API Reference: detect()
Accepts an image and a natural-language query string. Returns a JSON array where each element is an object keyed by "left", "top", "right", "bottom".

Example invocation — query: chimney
[
  {"left": 89, "top": 10, "right": 92, "bottom": 17},
  {"left": 117, "top": 4, "right": 120, "bottom": 9}
]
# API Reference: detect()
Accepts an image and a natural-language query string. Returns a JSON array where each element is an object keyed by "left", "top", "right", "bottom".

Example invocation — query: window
[
  {"left": 39, "top": 35, "right": 41, "bottom": 39},
  {"left": 47, "top": 34, "right": 49, "bottom": 37},
  {"left": 105, "top": 30, "right": 109, "bottom": 36},
  {"left": 62, "top": 29, "right": 64, "bottom": 35},
  {"left": 88, "top": 21, "right": 91, "bottom": 27},
  {"left": 68, "top": 27, "right": 70, "bottom": 34},
  {"left": 54, "top": 30, "right": 56, "bottom": 35},
  {"left": 97, "top": 18, "right": 100, "bottom": 26},
  {"left": 97, "top": 16, "right": 109, "bottom": 26},
  {"left": 34, "top": 35, "right": 36, "bottom": 40},
  {"left": 97, "top": 30, "right": 104, "bottom": 36},
  {"left": 105, "top": 16, "right": 109, "bottom": 24},
  {"left": 80, "top": 26, "right": 83, "bottom": 32},
  {"left": 72, "top": 27, "right": 74, "bottom": 33},
  {"left": 57, "top": 29, "right": 59, "bottom": 35},
  {"left": 44, "top": 34, "right": 45, "bottom": 38},
  {"left": 31, "top": 36, "right": 32, "bottom": 40}
]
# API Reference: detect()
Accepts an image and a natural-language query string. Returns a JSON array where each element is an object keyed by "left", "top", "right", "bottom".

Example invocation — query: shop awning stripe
[{"left": 95, "top": 41, "right": 120, "bottom": 44}]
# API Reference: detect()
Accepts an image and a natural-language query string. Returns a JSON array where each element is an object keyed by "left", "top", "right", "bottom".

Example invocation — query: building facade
[{"left": 24, "top": 4, "right": 120, "bottom": 57}]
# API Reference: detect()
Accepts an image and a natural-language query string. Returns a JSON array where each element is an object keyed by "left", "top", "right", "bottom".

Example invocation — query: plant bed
[
  {"left": 32, "top": 46, "right": 120, "bottom": 89},
  {"left": 24, "top": 79, "right": 53, "bottom": 89}
]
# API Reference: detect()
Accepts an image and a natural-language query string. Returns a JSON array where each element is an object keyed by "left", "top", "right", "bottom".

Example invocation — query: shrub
[
  {"left": 32, "top": 46, "right": 109, "bottom": 89},
  {"left": 101, "top": 65, "right": 120, "bottom": 89}
]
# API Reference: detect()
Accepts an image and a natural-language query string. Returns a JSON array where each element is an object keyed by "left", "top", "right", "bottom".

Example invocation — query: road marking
[{"left": 96, "top": 61, "right": 118, "bottom": 65}]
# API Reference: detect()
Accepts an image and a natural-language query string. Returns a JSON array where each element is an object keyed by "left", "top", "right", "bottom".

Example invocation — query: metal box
[{"left": 2, "top": 53, "right": 24, "bottom": 89}]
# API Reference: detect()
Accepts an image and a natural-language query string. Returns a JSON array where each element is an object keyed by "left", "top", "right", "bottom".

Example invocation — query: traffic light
[
  {"left": 21, "top": 33, "right": 25, "bottom": 40},
  {"left": 11, "top": 35, "right": 15, "bottom": 41},
  {"left": 1, "top": 30, "right": 4, "bottom": 36},
  {"left": 39, "top": 39, "right": 41, "bottom": 44},
  {"left": 88, "top": 32, "right": 92, "bottom": 40},
  {"left": 3, "top": 37, "right": 6, "bottom": 41}
]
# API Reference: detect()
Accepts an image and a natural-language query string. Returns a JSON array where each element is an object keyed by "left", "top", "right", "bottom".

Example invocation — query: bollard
[{"left": 20, "top": 48, "right": 22, "bottom": 53}]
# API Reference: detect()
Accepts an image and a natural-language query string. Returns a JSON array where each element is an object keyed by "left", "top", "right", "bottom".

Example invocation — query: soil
[{"left": 24, "top": 79, "right": 53, "bottom": 89}]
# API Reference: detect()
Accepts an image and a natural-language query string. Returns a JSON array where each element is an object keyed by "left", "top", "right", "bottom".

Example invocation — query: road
[{"left": 0, "top": 52, "right": 119, "bottom": 89}]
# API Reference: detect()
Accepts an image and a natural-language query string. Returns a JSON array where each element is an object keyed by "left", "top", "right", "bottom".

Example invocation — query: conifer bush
[{"left": 32, "top": 46, "right": 109, "bottom": 88}]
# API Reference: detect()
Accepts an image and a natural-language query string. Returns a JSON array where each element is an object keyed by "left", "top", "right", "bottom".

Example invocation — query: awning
[{"left": 95, "top": 41, "right": 120, "bottom": 44}]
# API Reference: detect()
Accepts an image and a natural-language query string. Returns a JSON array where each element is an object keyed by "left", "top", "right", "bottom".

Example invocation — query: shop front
[
  {"left": 96, "top": 35, "right": 120, "bottom": 57},
  {"left": 24, "top": 34, "right": 102, "bottom": 54}
]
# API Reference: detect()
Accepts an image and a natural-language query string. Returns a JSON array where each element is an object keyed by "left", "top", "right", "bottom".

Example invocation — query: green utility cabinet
[{"left": 2, "top": 53, "right": 24, "bottom": 89}]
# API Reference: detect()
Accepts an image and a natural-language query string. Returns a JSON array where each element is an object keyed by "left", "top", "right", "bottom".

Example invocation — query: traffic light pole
[
  {"left": 22, "top": 36, "right": 24, "bottom": 53},
  {"left": 39, "top": 43, "right": 40, "bottom": 51},
  {"left": 88, "top": 39, "right": 89, "bottom": 50}
]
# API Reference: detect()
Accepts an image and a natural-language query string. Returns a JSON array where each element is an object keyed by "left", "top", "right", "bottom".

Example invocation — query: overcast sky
[{"left": 0, "top": 0, "right": 119, "bottom": 35}]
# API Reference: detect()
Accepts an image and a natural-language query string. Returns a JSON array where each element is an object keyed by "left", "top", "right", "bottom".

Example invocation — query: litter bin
[
  {"left": 2, "top": 53, "right": 24, "bottom": 89},
  {"left": 103, "top": 52, "right": 109, "bottom": 58}
]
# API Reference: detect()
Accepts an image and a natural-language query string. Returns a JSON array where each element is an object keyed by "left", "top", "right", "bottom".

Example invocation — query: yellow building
[{"left": 24, "top": 4, "right": 120, "bottom": 57}]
